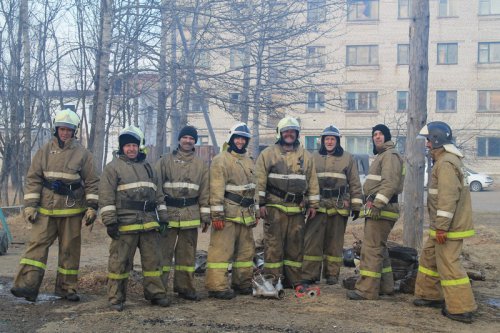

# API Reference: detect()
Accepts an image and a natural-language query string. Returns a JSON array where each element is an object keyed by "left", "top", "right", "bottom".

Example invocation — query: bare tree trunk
[
  {"left": 90, "top": 0, "right": 113, "bottom": 171},
  {"left": 403, "top": 0, "right": 429, "bottom": 250},
  {"left": 21, "top": 0, "right": 31, "bottom": 179},
  {"left": 156, "top": 0, "right": 169, "bottom": 158}
]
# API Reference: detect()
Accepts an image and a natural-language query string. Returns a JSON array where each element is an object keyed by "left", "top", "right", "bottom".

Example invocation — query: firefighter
[
  {"left": 100, "top": 126, "right": 169, "bottom": 311},
  {"left": 11, "top": 109, "right": 99, "bottom": 302},
  {"left": 206, "top": 123, "right": 257, "bottom": 299},
  {"left": 347, "top": 124, "right": 404, "bottom": 300},
  {"left": 156, "top": 125, "right": 210, "bottom": 301},
  {"left": 413, "top": 121, "right": 477, "bottom": 324},
  {"left": 255, "top": 117, "right": 320, "bottom": 288},
  {"left": 301, "top": 126, "right": 363, "bottom": 285}
]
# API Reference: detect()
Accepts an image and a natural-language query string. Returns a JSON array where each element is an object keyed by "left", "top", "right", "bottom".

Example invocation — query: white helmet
[
  {"left": 119, "top": 125, "right": 146, "bottom": 152},
  {"left": 275, "top": 117, "right": 300, "bottom": 142},
  {"left": 54, "top": 109, "right": 80, "bottom": 136}
]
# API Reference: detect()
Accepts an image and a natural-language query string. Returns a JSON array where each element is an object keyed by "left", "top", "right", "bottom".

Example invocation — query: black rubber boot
[
  {"left": 178, "top": 290, "right": 201, "bottom": 301},
  {"left": 442, "top": 308, "right": 473, "bottom": 324},
  {"left": 346, "top": 290, "right": 367, "bottom": 300},
  {"left": 413, "top": 298, "right": 444, "bottom": 308},
  {"left": 151, "top": 297, "right": 171, "bottom": 307},
  {"left": 208, "top": 289, "right": 236, "bottom": 300},
  {"left": 11, "top": 287, "right": 38, "bottom": 302}
]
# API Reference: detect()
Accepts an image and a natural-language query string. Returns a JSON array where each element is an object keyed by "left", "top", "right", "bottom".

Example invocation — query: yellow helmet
[
  {"left": 54, "top": 109, "right": 80, "bottom": 133},
  {"left": 119, "top": 125, "right": 146, "bottom": 152},
  {"left": 275, "top": 117, "right": 300, "bottom": 141}
]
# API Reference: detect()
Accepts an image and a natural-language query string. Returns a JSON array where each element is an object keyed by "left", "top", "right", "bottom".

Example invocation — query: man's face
[
  {"left": 233, "top": 136, "right": 247, "bottom": 150},
  {"left": 281, "top": 129, "right": 297, "bottom": 145},
  {"left": 425, "top": 139, "right": 433, "bottom": 150},
  {"left": 57, "top": 126, "right": 74, "bottom": 143},
  {"left": 323, "top": 136, "right": 337, "bottom": 152},
  {"left": 123, "top": 143, "right": 139, "bottom": 159},
  {"left": 373, "top": 130, "right": 385, "bottom": 150},
  {"left": 179, "top": 135, "right": 196, "bottom": 152}
]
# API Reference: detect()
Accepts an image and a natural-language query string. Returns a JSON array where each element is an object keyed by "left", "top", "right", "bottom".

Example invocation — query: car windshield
[{"left": 465, "top": 167, "right": 477, "bottom": 174}]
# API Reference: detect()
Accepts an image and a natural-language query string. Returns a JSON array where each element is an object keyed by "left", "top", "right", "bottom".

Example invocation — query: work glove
[
  {"left": 212, "top": 220, "right": 224, "bottom": 231},
  {"left": 106, "top": 223, "right": 120, "bottom": 240},
  {"left": 159, "top": 222, "right": 168, "bottom": 236},
  {"left": 82, "top": 207, "right": 97, "bottom": 226},
  {"left": 435, "top": 229, "right": 447, "bottom": 244},
  {"left": 369, "top": 206, "right": 381, "bottom": 220},
  {"left": 350, "top": 210, "right": 360, "bottom": 221},
  {"left": 23, "top": 207, "right": 38, "bottom": 224}
]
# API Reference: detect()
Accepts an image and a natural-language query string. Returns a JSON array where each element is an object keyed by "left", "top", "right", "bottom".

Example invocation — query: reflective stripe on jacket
[
  {"left": 24, "top": 137, "right": 99, "bottom": 216},
  {"left": 255, "top": 144, "right": 319, "bottom": 213},
  {"left": 362, "top": 141, "right": 404, "bottom": 219},
  {"left": 99, "top": 154, "right": 162, "bottom": 233},
  {"left": 210, "top": 150, "right": 257, "bottom": 225},
  {"left": 313, "top": 151, "right": 363, "bottom": 216},
  {"left": 427, "top": 148, "right": 474, "bottom": 239},
  {"left": 155, "top": 149, "right": 210, "bottom": 228}
]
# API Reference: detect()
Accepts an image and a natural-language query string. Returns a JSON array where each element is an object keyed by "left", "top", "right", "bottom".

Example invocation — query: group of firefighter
[{"left": 10, "top": 108, "right": 477, "bottom": 323}]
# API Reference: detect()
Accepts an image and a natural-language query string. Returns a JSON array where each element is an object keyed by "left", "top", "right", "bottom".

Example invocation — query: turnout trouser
[
  {"left": 354, "top": 217, "right": 395, "bottom": 299},
  {"left": 415, "top": 237, "right": 477, "bottom": 314},
  {"left": 160, "top": 227, "right": 198, "bottom": 294},
  {"left": 263, "top": 206, "right": 305, "bottom": 287},
  {"left": 205, "top": 221, "right": 255, "bottom": 292},
  {"left": 302, "top": 213, "right": 347, "bottom": 282},
  {"left": 13, "top": 214, "right": 83, "bottom": 297},
  {"left": 107, "top": 231, "right": 166, "bottom": 305}
]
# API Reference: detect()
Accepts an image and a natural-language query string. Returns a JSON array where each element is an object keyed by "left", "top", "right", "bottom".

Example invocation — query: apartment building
[{"left": 142, "top": 0, "right": 499, "bottom": 173}]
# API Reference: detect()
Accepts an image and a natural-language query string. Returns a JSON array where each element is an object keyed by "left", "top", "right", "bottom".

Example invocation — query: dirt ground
[{"left": 1, "top": 189, "right": 499, "bottom": 333}]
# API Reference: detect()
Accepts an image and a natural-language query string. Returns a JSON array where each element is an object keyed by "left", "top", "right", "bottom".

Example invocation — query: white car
[{"left": 425, "top": 166, "right": 494, "bottom": 192}]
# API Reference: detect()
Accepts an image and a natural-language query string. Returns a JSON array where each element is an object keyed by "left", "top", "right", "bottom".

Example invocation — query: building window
[
  {"left": 436, "top": 90, "right": 457, "bottom": 112},
  {"left": 347, "top": 92, "right": 378, "bottom": 111},
  {"left": 477, "top": 137, "right": 500, "bottom": 157},
  {"left": 307, "top": 0, "right": 326, "bottom": 23},
  {"left": 307, "top": 92, "right": 325, "bottom": 112},
  {"left": 397, "top": 91, "right": 409, "bottom": 112},
  {"left": 197, "top": 135, "right": 209, "bottom": 145},
  {"left": 478, "top": 42, "right": 500, "bottom": 64},
  {"left": 195, "top": 50, "right": 210, "bottom": 68},
  {"left": 306, "top": 46, "right": 326, "bottom": 67},
  {"left": 345, "top": 136, "right": 372, "bottom": 155},
  {"left": 398, "top": 0, "right": 412, "bottom": 18},
  {"left": 305, "top": 135, "right": 321, "bottom": 151},
  {"left": 397, "top": 44, "right": 409, "bottom": 65},
  {"left": 479, "top": 0, "right": 500, "bottom": 15},
  {"left": 438, "top": 0, "right": 456, "bottom": 17},
  {"left": 478, "top": 90, "right": 500, "bottom": 112},
  {"left": 347, "top": 0, "right": 379, "bottom": 21},
  {"left": 347, "top": 45, "right": 378, "bottom": 66},
  {"left": 189, "top": 95, "right": 206, "bottom": 113},
  {"left": 228, "top": 92, "right": 240, "bottom": 112},
  {"left": 437, "top": 43, "right": 458, "bottom": 64},
  {"left": 230, "top": 48, "right": 246, "bottom": 69}
]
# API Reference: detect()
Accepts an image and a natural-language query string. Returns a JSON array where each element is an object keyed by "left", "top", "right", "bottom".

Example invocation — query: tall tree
[
  {"left": 403, "top": 0, "right": 429, "bottom": 250},
  {"left": 90, "top": 0, "right": 114, "bottom": 171}
]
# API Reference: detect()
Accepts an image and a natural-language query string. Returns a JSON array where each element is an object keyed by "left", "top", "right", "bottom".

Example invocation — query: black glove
[
  {"left": 106, "top": 224, "right": 120, "bottom": 240},
  {"left": 159, "top": 222, "right": 168, "bottom": 236},
  {"left": 350, "top": 210, "right": 360, "bottom": 221}
]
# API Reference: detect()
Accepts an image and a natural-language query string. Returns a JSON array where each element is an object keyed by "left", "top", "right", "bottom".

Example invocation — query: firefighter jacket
[
  {"left": 155, "top": 149, "right": 210, "bottom": 229},
  {"left": 313, "top": 151, "right": 363, "bottom": 216},
  {"left": 23, "top": 137, "right": 99, "bottom": 217},
  {"left": 99, "top": 153, "right": 163, "bottom": 234},
  {"left": 362, "top": 141, "right": 405, "bottom": 221},
  {"left": 210, "top": 150, "right": 256, "bottom": 226},
  {"left": 255, "top": 143, "right": 320, "bottom": 215},
  {"left": 427, "top": 148, "right": 474, "bottom": 239}
]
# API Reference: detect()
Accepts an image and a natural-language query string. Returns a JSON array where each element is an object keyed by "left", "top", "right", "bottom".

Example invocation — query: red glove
[
  {"left": 212, "top": 220, "right": 224, "bottom": 231},
  {"left": 435, "top": 229, "right": 447, "bottom": 244}
]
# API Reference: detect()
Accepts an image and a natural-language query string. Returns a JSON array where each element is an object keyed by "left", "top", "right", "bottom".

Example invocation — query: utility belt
[
  {"left": 43, "top": 179, "right": 82, "bottom": 196},
  {"left": 224, "top": 192, "right": 255, "bottom": 208},
  {"left": 321, "top": 186, "right": 347, "bottom": 199},
  {"left": 366, "top": 194, "right": 398, "bottom": 204},
  {"left": 119, "top": 199, "right": 157, "bottom": 212},
  {"left": 165, "top": 196, "right": 199, "bottom": 208},
  {"left": 266, "top": 185, "right": 304, "bottom": 204}
]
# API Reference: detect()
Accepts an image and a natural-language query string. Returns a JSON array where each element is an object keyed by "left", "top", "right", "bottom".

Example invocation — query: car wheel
[{"left": 469, "top": 181, "right": 482, "bottom": 192}]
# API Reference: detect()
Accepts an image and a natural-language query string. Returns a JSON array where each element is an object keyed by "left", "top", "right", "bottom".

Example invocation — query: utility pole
[{"left": 403, "top": 0, "right": 429, "bottom": 250}]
